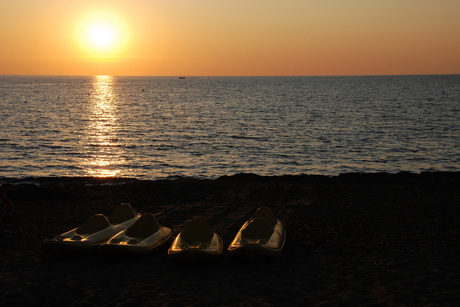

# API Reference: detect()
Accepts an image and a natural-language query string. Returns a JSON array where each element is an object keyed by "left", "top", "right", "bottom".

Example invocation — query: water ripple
[{"left": 0, "top": 75, "right": 459, "bottom": 179}]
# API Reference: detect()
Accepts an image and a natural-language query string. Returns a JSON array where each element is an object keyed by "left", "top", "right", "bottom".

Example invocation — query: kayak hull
[
  {"left": 168, "top": 232, "right": 223, "bottom": 260},
  {"left": 100, "top": 213, "right": 173, "bottom": 255},
  {"left": 42, "top": 203, "right": 139, "bottom": 253},
  {"left": 228, "top": 207, "right": 286, "bottom": 257},
  {"left": 168, "top": 217, "right": 223, "bottom": 261}
]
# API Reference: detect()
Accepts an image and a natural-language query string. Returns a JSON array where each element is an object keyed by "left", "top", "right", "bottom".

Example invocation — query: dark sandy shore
[{"left": 1, "top": 172, "right": 459, "bottom": 306}]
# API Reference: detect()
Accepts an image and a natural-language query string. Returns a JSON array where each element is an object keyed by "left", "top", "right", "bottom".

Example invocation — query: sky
[{"left": 0, "top": 0, "right": 459, "bottom": 76}]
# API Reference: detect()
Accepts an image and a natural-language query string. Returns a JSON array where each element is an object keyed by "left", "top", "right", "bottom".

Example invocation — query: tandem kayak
[
  {"left": 43, "top": 203, "right": 139, "bottom": 252},
  {"left": 100, "top": 213, "right": 172, "bottom": 255}
]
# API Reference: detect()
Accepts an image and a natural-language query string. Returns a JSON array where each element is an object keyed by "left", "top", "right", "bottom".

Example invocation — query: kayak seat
[
  {"left": 125, "top": 213, "right": 161, "bottom": 240},
  {"left": 241, "top": 218, "right": 274, "bottom": 240},
  {"left": 75, "top": 214, "right": 111, "bottom": 235},
  {"left": 107, "top": 203, "right": 137, "bottom": 225},
  {"left": 251, "top": 207, "right": 277, "bottom": 228},
  {"left": 181, "top": 217, "right": 214, "bottom": 244}
]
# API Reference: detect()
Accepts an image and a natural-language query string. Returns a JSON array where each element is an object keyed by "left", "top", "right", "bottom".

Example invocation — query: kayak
[
  {"left": 42, "top": 203, "right": 139, "bottom": 252},
  {"left": 168, "top": 217, "right": 222, "bottom": 260},
  {"left": 100, "top": 213, "right": 172, "bottom": 255},
  {"left": 228, "top": 207, "right": 286, "bottom": 257}
]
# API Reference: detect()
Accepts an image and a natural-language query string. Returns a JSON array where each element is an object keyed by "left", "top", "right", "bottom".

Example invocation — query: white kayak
[
  {"left": 43, "top": 203, "right": 139, "bottom": 252},
  {"left": 168, "top": 217, "right": 223, "bottom": 260},
  {"left": 100, "top": 213, "right": 172, "bottom": 255},
  {"left": 228, "top": 207, "right": 286, "bottom": 257}
]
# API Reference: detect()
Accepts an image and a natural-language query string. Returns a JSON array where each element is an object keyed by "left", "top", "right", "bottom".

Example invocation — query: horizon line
[{"left": 1, "top": 73, "right": 459, "bottom": 78}]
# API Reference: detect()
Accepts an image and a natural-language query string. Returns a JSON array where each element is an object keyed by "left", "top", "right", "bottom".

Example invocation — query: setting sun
[
  {"left": 87, "top": 23, "right": 116, "bottom": 50},
  {"left": 76, "top": 11, "right": 127, "bottom": 58}
]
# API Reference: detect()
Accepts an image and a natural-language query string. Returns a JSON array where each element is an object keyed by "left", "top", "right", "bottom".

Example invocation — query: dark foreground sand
[{"left": 1, "top": 172, "right": 459, "bottom": 306}]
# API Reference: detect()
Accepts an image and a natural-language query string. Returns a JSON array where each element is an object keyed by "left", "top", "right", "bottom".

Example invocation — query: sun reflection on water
[{"left": 83, "top": 75, "right": 124, "bottom": 177}]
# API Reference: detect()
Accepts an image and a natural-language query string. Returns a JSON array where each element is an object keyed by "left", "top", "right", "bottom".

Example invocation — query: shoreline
[
  {"left": 2, "top": 169, "right": 459, "bottom": 183},
  {"left": 1, "top": 172, "right": 459, "bottom": 305}
]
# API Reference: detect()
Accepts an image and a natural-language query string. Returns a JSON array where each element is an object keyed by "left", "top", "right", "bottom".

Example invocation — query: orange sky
[{"left": 1, "top": 0, "right": 459, "bottom": 76}]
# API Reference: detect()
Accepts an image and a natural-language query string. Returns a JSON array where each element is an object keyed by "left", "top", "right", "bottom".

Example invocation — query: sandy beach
[{"left": 1, "top": 172, "right": 459, "bottom": 306}]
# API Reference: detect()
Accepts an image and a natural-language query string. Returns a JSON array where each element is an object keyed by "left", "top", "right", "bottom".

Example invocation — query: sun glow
[
  {"left": 76, "top": 12, "right": 128, "bottom": 58},
  {"left": 88, "top": 23, "right": 116, "bottom": 50}
]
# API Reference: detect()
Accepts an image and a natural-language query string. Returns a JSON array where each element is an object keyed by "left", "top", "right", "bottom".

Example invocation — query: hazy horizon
[{"left": 1, "top": 73, "right": 459, "bottom": 78}]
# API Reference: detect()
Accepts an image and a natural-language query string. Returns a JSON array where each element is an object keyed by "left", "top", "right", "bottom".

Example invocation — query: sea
[{"left": 0, "top": 75, "right": 459, "bottom": 181}]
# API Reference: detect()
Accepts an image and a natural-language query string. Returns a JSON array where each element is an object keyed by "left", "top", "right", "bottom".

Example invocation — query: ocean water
[{"left": 0, "top": 75, "right": 459, "bottom": 180}]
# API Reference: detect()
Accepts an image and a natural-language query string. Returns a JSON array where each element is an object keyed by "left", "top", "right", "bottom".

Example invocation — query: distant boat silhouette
[{"left": 178, "top": 77, "right": 186, "bottom": 79}]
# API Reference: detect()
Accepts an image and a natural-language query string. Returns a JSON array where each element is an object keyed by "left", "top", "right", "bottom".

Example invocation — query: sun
[
  {"left": 77, "top": 12, "right": 128, "bottom": 57},
  {"left": 87, "top": 22, "right": 117, "bottom": 51}
]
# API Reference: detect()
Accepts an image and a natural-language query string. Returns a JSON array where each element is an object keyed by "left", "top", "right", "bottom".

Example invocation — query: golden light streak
[{"left": 84, "top": 75, "right": 124, "bottom": 177}]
